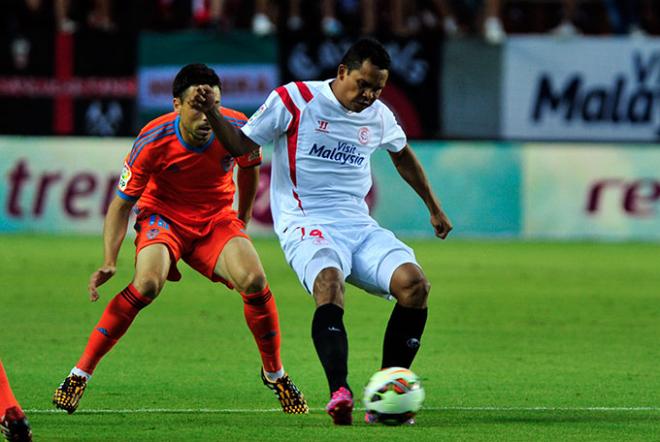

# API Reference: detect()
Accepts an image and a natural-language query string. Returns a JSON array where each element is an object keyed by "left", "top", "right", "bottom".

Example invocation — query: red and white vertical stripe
[{"left": 274, "top": 81, "right": 314, "bottom": 213}]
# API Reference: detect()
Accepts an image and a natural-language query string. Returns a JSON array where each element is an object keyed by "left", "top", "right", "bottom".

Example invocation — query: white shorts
[{"left": 278, "top": 221, "right": 418, "bottom": 299}]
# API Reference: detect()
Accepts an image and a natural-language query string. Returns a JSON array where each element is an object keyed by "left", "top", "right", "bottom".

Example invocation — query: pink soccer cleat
[{"left": 325, "top": 386, "right": 353, "bottom": 425}]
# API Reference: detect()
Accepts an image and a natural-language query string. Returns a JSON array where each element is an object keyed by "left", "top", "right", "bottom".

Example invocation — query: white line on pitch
[
  {"left": 25, "top": 406, "right": 660, "bottom": 414},
  {"left": 441, "top": 407, "right": 660, "bottom": 411}
]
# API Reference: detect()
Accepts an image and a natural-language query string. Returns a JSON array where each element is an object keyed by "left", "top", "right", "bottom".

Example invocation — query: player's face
[
  {"left": 174, "top": 85, "right": 221, "bottom": 145},
  {"left": 336, "top": 60, "right": 388, "bottom": 112}
]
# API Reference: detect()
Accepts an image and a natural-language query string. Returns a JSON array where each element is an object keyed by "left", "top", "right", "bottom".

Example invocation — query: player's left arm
[
  {"left": 236, "top": 165, "right": 259, "bottom": 226},
  {"left": 389, "top": 145, "right": 453, "bottom": 239}
]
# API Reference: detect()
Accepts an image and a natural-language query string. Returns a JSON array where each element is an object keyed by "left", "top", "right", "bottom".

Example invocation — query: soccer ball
[{"left": 363, "top": 367, "right": 425, "bottom": 425}]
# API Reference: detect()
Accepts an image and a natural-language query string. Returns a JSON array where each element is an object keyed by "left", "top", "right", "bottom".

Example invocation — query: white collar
[{"left": 320, "top": 79, "right": 355, "bottom": 114}]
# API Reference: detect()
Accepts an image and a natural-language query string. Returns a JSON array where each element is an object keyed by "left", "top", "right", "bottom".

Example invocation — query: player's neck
[{"left": 329, "top": 80, "right": 351, "bottom": 112}]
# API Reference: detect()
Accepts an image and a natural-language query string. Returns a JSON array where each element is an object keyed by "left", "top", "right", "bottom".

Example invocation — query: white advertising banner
[
  {"left": 503, "top": 37, "right": 660, "bottom": 141},
  {"left": 0, "top": 138, "right": 523, "bottom": 237},
  {"left": 0, "top": 137, "right": 129, "bottom": 233},
  {"left": 138, "top": 64, "right": 278, "bottom": 111},
  {"left": 3, "top": 137, "right": 658, "bottom": 241},
  {"left": 523, "top": 145, "right": 660, "bottom": 239}
]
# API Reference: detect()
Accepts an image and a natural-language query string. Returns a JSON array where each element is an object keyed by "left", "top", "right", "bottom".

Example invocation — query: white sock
[
  {"left": 70, "top": 367, "right": 92, "bottom": 380},
  {"left": 265, "top": 368, "right": 285, "bottom": 382}
]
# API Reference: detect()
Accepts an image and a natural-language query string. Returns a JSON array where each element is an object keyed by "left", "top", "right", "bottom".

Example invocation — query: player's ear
[
  {"left": 337, "top": 64, "right": 347, "bottom": 80},
  {"left": 173, "top": 96, "right": 182, "bottom": 113}
]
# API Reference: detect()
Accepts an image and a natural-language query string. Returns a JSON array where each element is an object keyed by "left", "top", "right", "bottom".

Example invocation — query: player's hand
[
  {"left": 431, "top": 209, "right": 452, "bottom": 239},
  {"left": 88, "top": 265, "right": 116, "bottom": 302},
  {"left": 189, "top": 85, "right": 216, "bottom": 113}
]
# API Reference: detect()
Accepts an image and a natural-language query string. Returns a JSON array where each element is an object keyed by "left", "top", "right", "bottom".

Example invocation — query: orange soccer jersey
[{"left": 116, "top": 108, "right": 261, "bottom": 236}]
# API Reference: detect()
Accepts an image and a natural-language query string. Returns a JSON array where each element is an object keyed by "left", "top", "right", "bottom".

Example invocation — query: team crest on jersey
[
  {"left": 118, "top": 162, "right": 132, "bottom": 191},
  {"left": 146, "top": 228, "right": 160, "bottom": 239},
  {"left": 221, "top": 155, "right": 235, "bottom": 172},
  {"left": 248, "top": 103, "right": 267, "bottom": 125},
  {"left": 358, "top": 127, "right": 370, "bottom": 145}
]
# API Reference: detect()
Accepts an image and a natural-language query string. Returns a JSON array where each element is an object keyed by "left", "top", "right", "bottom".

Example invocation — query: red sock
[
  {"left": 76, "top": 284, "right": 152, "bottom": 375},
  {"left": 0, "top": 360, "right": 20, "bottom": 413},
  {"left": 241, "top": 286, "right": 282, "bottom": 373}
]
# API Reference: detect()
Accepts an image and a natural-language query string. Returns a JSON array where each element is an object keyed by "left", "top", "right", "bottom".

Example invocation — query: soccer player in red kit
[
  {"left": 0, "top": 360, "right": 32, "bottom": 441},
  {"left": 52, "top": 64, "right": 308, "bottom": 415}
]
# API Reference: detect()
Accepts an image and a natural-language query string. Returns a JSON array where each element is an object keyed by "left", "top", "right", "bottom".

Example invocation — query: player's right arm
[
  {"left": 190, "top": 85, "right": 291, "bottom": 157},
  {"left": 88, "top": 195, "right": 134, "bottom": 301},
  {"left": 89, "top": 128, "right": 159, "bottom": 301},
  {"left": 190, "top": 85, "right": 258, "bottom": 156}
]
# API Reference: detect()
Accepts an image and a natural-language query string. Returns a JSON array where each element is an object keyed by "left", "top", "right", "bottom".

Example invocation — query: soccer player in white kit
[{"left": 191, "top": 38, "right": 453, "bottom": 425}]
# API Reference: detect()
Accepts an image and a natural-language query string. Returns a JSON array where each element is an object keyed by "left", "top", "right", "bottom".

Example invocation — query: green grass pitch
[{"left": 1, "top": 235, "right": 659, "bottom": 441}]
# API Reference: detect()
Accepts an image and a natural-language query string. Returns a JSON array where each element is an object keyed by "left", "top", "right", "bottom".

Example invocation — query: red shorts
[{"left": 133, "top": 213, "right": 249, "bottom": 288}]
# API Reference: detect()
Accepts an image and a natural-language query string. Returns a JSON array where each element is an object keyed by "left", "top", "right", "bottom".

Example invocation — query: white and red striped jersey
[{"left": 241, "top": 79, "right": 406, "bottom": 235}]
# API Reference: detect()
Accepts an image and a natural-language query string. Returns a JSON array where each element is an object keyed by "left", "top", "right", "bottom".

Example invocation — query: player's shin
[
  {"left": 241, "top": 287, "right": 282, "bottom": 375},
  {"left": 76, "top": 284, "right": 153, "bottom": 375},
  {"left": 57, "top": 284, "right": 153, "bottom": 414},
  {"left": 0, "top": 361, "right": 20, "bottom": 412},
  {"left": 381, "top": 304, "right": 428, "bottom": 369},
  {"left": 311, "top": 304, "right": 350, "bottom": 394}
]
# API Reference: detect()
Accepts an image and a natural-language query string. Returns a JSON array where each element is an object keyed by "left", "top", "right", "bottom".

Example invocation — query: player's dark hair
[
  {"left": 340, "top": 38, "right": 391, "bottom": 72},
  {"left": 172, "top": 63, "right": 222, "bottom": 99}
]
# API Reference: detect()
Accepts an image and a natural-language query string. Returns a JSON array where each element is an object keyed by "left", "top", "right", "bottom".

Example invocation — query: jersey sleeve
[
  {"left": 380, "top": 106, "right": 407, "bottom": 152},
  {"left": 236, "top": 147, "right": 262, "bottom": 168},
  {"left": 116, "top": 137, "right": 158, "bottom": 202},
  {"left": 221, "top": 109, "right": 262, "bottom": 167},
  {"left": 241, "top": 89, "right": 293, "bottom": 146}
]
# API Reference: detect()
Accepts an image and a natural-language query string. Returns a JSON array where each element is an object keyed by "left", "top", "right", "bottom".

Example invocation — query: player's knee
[
  {"left": 133, "top": 272, "right": 165, "bottom": 298},
  {"left": 396, "top": 275, "right": 430, "bottom": 308},
  {"left": 313, "top": 268, "right": 344, "bottom": 306},
  {"left": 240, "top": 271, "right": 267, "bottom": 294}
]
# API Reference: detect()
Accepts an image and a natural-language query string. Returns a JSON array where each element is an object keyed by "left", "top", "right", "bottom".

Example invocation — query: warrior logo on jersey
[
  {"left": 358, "top": 127, "right": 370, "bottom": 145},
  {"left": 119, "top": 162, "right": 132, "bottom": 191}
]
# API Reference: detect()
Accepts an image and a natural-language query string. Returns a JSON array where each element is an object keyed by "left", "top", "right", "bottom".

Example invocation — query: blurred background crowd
[
  {"left": 3, "top": 0, "right": 659, "bottom": 45},
  {"left": 1, "top": 0, "right": 659, "bottom": 139}
]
